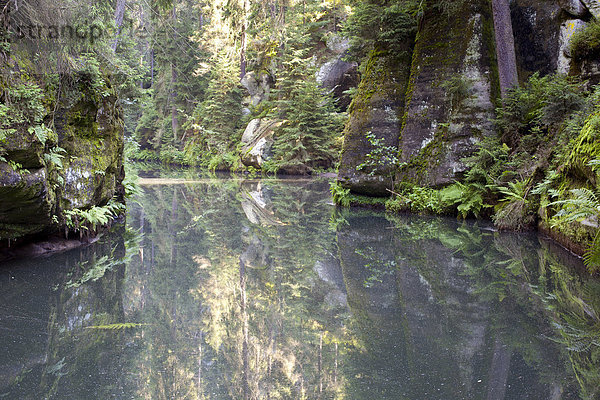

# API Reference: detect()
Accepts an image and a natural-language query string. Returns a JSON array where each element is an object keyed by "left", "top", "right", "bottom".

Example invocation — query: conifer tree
[{"left": 267, "top": 28, "right": 344, "bottom": 174}]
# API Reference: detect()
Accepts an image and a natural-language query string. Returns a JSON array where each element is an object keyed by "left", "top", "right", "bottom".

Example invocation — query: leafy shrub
[
  {"left": 330, "top": 181, "right": 351, "bottom": 207},
  {"left": 440, "top": 182, "right": 486, "bottom": 219},
  {"left": 357, "top": 131, "right": 403, "bottom": 181},
  {"left": 386, "top": 186, "right": 443, "bottom": 214},
  {"left": 570, "top": 20, "right": 600, "bottom": 61},
  {"left": 496, "top": 74, "right": 586, "bottom": 145},
  {"left": 492, "top": 179, "right": 536, "bottom": 231}
]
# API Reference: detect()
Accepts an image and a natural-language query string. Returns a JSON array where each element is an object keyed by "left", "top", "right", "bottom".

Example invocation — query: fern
[
  {"left": 330, "top": 181, "right": 351, "bottom": 207},
  {"left": 551, "top": 188, "right": 600, "bottom": 271},
  {"left": 584, "top": 231, "right": 600, "bottom": 268},
  {"left": 552, "top": 188, "right": 600, "bottom": 225},
  {"left": 85, "top": 323, "right": 147, "bottom": 330},
  {"left": 44, "top": 147, "right": 67, "bottom": 169},
  {"left": 28, "top": 124, "right": 52, "bottom": 145}
]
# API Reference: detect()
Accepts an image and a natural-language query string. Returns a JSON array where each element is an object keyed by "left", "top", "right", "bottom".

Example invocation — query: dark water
[{"left": 1, "top": 172, "right": 599, "bottom": 399}]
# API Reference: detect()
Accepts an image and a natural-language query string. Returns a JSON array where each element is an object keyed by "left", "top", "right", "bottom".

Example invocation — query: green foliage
[
  {"left": 570, "top": 20, "right": 600, "bottom": 61},
  {"left": 64, "top": 199, "right": 124, "bottom": 238},
  {"left": 496, "top": 73, "right": 586, "bottom": 144},
  {"left": 44, "top": 147, "right": 67, "bottom": 169},
  {"left": 432, "top": 0, "right": 467, "bottom": 17},
  {"left": 565, "top": 110, "right": 600, "bottom": 177},
  {"left": 330, "top": 181, "right": 351, "bottom": 207},
  {"left": 265, "top": 31, "right": 345, "bottom": 174},
  {"left": 85, "top": 323, "right": 147, "bottom": 330},
  {"left": 440, "top": 182, "right": 486, "bottom": 219},
  {"left": 551, "top": 186, "right": 600, "bottom": 272},
  {"left": 192, "top": 53, "right": 243, "bottom": 153},
  {"left": 343, "top": 0, "right": 418, "bottom": 59},
  {"left": 492, "top": 179, "right": 535, "bottom": 231},
  {"left": 386, "top": 186, "right": 444, "bottom": 214},
  {"left": 357, "top": 131, "right": 402, "bottom": 179},
  {"left": 158, "top": 144, "right": 186, "bottom": 165},
  {"left": 1, "top": 83, "right": 46, "bottom": 127},
  {"left": 28, "top": 124, "right": 53, "bottom": 146}
]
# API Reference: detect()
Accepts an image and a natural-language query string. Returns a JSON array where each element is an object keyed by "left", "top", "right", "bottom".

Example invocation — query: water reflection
[{"left": 0, "top": 175, "right": 599, "bottom": 399}]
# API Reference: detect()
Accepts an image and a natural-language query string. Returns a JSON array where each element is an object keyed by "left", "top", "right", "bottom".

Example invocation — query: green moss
[
  {"left": 397, "top": 126, "right": 447, "bottom": 186},
  {"left": 570, "top": 19, "right": 600, "bottom": 61},
  {"left": 481, "top": 0, "right": 501, "bottom": 106},
  {"left": 348, "top": 193, "right": 389, "bottom": 208}
]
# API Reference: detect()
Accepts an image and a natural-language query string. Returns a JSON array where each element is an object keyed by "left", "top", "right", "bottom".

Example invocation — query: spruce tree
[{"left": 267, "top": 29, "right": 344, "bottom": 174}]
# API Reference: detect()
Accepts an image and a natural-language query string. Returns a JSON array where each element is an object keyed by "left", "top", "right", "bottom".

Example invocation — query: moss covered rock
[
  {"left": 0, "top": 79, "right": 124, "bottom": 241},
  {"left": 511, "top": 0, "right": 563, "bottom": 79},
  {"left": 397, "top": 0, "right": 497, "bottom": 188},
  {"left": 338, "top": 47, "right": 413, "bottom": 196}
]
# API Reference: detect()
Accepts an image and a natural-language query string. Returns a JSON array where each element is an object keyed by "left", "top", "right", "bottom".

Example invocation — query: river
[{"left": 0, "top": 170, "right": 598, "bottom": 399}]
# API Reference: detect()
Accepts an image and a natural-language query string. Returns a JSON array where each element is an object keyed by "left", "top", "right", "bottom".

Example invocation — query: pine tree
[{"left": 267, "top": 29, "right": 344, "bottom": 174}]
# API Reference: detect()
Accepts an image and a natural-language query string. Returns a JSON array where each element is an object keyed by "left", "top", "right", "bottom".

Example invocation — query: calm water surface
[{"left": 1, "top": 171, "right": 599, "bottom": 399}]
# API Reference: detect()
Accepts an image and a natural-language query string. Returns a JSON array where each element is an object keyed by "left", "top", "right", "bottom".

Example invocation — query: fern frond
[
  {"left": 85, "top": 323, "right": 148, "bottom": 330},
  {"left": 584, "top": 231, "right": 600, "bottom": 272}
]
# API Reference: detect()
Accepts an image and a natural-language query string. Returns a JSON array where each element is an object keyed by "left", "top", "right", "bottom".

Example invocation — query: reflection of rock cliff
[
  {"left": 41, "top": 235, "right": 129, "bottom": 399},
  {"left": 336, "top": 212, "right": 579, "bottom": 398},
  {"left": 240, "top": 181, "right": 283, "bottom": 226}
]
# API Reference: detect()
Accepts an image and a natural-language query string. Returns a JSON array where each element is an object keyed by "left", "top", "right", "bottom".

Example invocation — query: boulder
[
  {"left": 337, "top": 47, "right": 412, "bottom": 196},
  {"left": 581, "top": 0, "right": 600, "bottom": 18},
  {"left": 240, "top": 71, "right": 274, "bottom": 106},
  {"left": 558, "top": 19, "right": 588, "bottom": 74},
  {"left": 559, "top": 0, "right": 589, "bottom": 16},
  {"left": 510, "top": 0, "right": 563, "bottom": 78},
  {"left": 577, "top": 58, "right": 600, "bottom": 86},
  {"left": 316, "top": 58, "right": 359, "bottom": 111},
  {"left": 240, "top": 119, "right": 282, "bottom": 169},
  {"left": 397, "top": 1, "right": 496, "bottom": 187},
  {"left": 0, "top": 165, "right": 53, "bottom": 239},
  {"left": 316, "top": 34, "right": 360, "bottom": 111},
  {"left": 326, "top": 34, "right": 351, "bottom": 55}
]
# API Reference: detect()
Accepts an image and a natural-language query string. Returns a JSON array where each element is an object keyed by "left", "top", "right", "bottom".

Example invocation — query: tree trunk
[
  {"left": 111, "top": 0, "right": 127, "bottom": 52},
  {"left": 240, "top": 0, "right": 249, "bottom": 79},
  {"left": 170, "top": 63, "right": 179, "bottom": 142},
  {"left": 491, "top": 0, "right": 518, "bottom": 97},
  {"left": 240, "top": 257, "right": 250, "bottom": 400},
  {"left": 486, "top": 338, "right": 512, "bottom": 400},
  {"left": 169, "top": 5, "right": 178, "bottom": 142}
]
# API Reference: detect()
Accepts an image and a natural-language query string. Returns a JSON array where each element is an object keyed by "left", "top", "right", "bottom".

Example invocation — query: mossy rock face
[
  {"left": 397, "top": 0, "right": 497, "bottom": 188},
  {"left": 0, "top": 81, "right": 124, "bottom": 240},
  {"left": 338, "top": 46, "right": 413, "bottom": 196},
  {"left": 511, "top": 0, "right": 563, "bottom": 80},
  {"left": 59, "top": 94, "right": 124, "bottom": 210},
  {"left": 0, "top": 165, "right": 54, "bottom": 239},
  {"left": 2, "top": 127, "right": 46, "bottom": 169}
]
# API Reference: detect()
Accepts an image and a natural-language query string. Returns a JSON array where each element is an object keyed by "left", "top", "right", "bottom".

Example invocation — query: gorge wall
[
  {"left": 0, "top": 76, "right": 125, "bottom": 243},
  {"left": 338, "top": 0, "right": 600, "bottom": 194}
]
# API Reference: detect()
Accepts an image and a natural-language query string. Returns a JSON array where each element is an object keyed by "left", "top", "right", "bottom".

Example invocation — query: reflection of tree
[
  {"left": 21, "top": 174, "right": 598, "bottom": 399},
  {"left": 122, "top": 177, "right": 347, "bottom": 399},
  {"left": 385, "top": 213, "right": 595, "bottom": 398}
]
